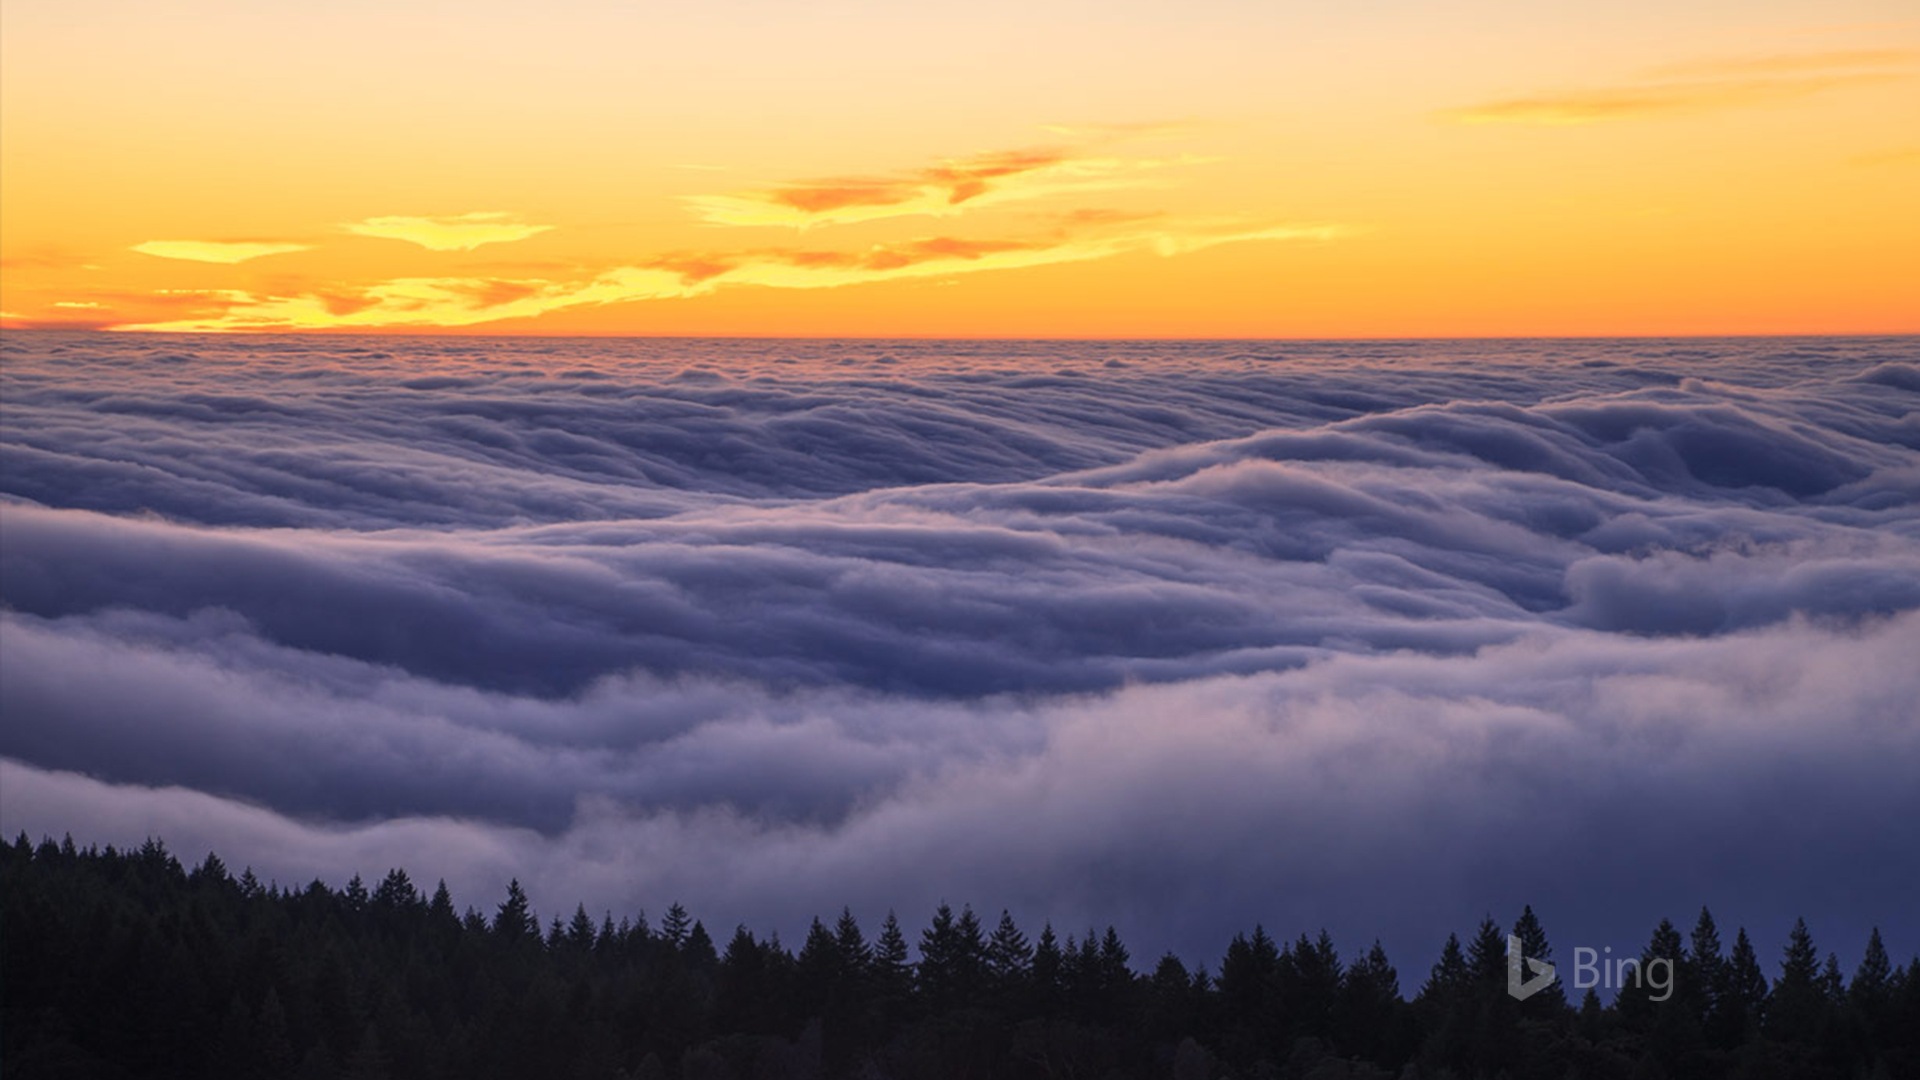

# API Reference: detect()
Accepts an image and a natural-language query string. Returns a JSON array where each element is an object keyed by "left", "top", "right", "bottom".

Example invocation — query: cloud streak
[
  {"left": 1442, "top": 48, "right": 1914, "bottom": 125},
  {"left": 345, "top": 212, "right": 555, "bottom": 251},
  {"left": 131, "top": 240, "right": 312, "bottom": 263},
  {"left": 113, "top": 218, "right": 1341, "bottom": 332},
  {"left": 684, "top": 144, "right": 1202, "bottom": 229}
]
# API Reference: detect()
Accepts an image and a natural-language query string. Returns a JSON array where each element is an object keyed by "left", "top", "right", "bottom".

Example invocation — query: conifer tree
[
  {"left": 684, "top": 921, "right": 718, "bottom": 969},
  {"left": 833, "top": 907, "right": 871, "bottom": 975},
  {"left": 1512, "top": 905, "right": 1567, "bottom": 1010},
  {"left": 1465, "top": 917, "right": 1507, "bottom": 995},
  {"left": 1851, "top": 926, "right": 1895, "bottom": 1050},
  {"left": 1031, "top": 923, "right": 1064, "bottom": 1008},
  {"left": 986, "top": 909, "right": 1033, "bottom": 990},
  {"left": 1853, "top": 928, "right": 1893, "bottom": 1004},
  {"left": 428, "top": 880, "right": 457, "bottom": 924},
  {"left": 1420, "top": 933, "right": 1470, "bottom": 1005},
  {"left": 344, "top": 873, "right": 370, "bottom": 914},
  {"left": 918, "top": 902, "right": 960, "bottom": 1002},
  {"left": 1338, "top": 940, "right": 1402, "bottom": 1063},
  {"left": 1768, "top": 917, "right": 1826, "bottom": 1044},
  {"left": 661, "top": 902, "right": 692, "bottom": 950},
  {"left": 873, "top": 910, "right": 913, "bottom": 998},
  {"left": 1687, "top": 907, "right": 1724, "bottom": 1030},
  {"left": 372, "top": 868, "right": 417, "bottom": 911},
  {"left": 956, "top": 905, "right": 990, "bottom": 999},
  {"left": 494, "top": 879, "right": 537, "bottom": 940},
  {"left": 1720, "top": 927, "right": 1769, "bottom": 1043},
  {"left": 798, "top": 916, "right": 843, "bottom": 988}
]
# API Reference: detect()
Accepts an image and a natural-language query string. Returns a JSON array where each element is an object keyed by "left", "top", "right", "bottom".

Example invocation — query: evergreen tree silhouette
[
  {"left": 494, "top": 878, "right": 537, "bottom": 940},
  {"left": 986, "top": 909, "right": 1033, "bottom": 998},
  {"left": 1337, "top": 939, "right": 1403, "bottom": 1064},
  {"left": 833, "top": 907, "right": 871, "bottom": 975},
  {"left": 1512, "top": 905, "right": 1567, "bottom": 1010},
  {"left": 8, "top": 833, "right": 1920, "bottom": 1080},
  {"left": 1721, "top": 926, "right": 1771, "bottom": 1044},
  {"left": 371, "top": 868, "right": 417, "bottom": 911},
  {"left": 1851, "top": 926, "right": 1896, "bottom": 1056},
  {"left": 1768, "top": 917, "right": 1827, "bottom": 1045},
  {"left": 661, "top": 902, "right": 692, "bottom": 950},
  {"left": 1030, "top": 922, "right": 1065, "bottom": 1012},
  {"left": 1687, "top": 907, "right": 1725, "bottom": 1035}
]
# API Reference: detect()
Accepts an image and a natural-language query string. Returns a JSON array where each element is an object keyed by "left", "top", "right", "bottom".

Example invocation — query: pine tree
[
  {"left": 1218, "top": 925, "right": 1281, "bottom": 1039},
  {"left": 918, "top": 903, "right": 988, "bottom": 1009},
  {"left": 1618, "top": 918, "right": 1684, "bottom": 1023},
  {"left": 956, "top": 905, "right": 989, "bottom": 1001},
  {"left": 1420, "top": 933, "right": 1470, "bottom": 1005},
  {"left": 1512, "top": 905, "right": 1567, "bottom": 1010},
  {"left": 1417, "top": 931, "right": 1474, "bottom": 1075},
  {"left": 1822, "top": 953, "right": 1846, "bottom": 1002},
  {"left": 1337, "top": 940, "right": 1402, "bottom": 1063},
  {"left": 494, "top": 879, "right": 537, "bottom": 940},
  {"left": 1720, "top": 927, "right": 1769, "bottom": 1043},
  {"left": 344, "top": 873, "right": 370, "bottom": 914},
  {"left": 872, "top": 910, "right": 914, "bottom": 1012},
  {"left": 986, "top": 909, "right": 1033, "bottom": 992},
  {"left": 1285, "top": 930, "right": 1341, "bottom": 1041},
  {"left": 1851, "top": 926, "right": 1895, "bottom": 1046},
  {"left": 566, "top": 904, "right": 597, "bottom": 952},
  {"left": 1687, "top": 907, "right": 1724, "bottom": 1031},
  {"left": 1853, "top": 928, "right": 1893, "bottom": 1004},
  {"left": 684, "top": 921, "right": 718, "bottom": 968},
  {"left": 661, "top": 902, "right": 692, "bottom": 950},
  {"left": 428, "top": 880, "right": 457, "bottom": 925},
  {"left": 1031, "top": 923, "right": 1064, "bottom": 1009},
  {"left": 833, "top": 908, "right": 871, "bottom": 976},
  {"left": 192, "top": 851, "right": 231, "bottom": 887},
  {"left": 372, "top": 868, "right": 417, "bottom": 911},
  {"left": 1768, "top": 917, "right": 1826, "bottom": 1044},
  {"left": 1465, "top": 916, "right": 1507, "bottom": 993},
  {"left": 798, "top": 916, "right": 843, "bottom": 987},
  {"left": 1099, "top": 927, "right": 1133, "bottom": 987}
]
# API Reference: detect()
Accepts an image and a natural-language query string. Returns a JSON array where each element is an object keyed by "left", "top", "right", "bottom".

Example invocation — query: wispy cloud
[
  {"left": 684, "top": 145, "right": 1201, "bottom": 229},
  {"left": 344, "top": 212, "right": 554, "bottom": 252},
  {"left": 116, "top": 217, "right": 1344, "bottom": 332},
  {"left": 1441, "top": 48, "right": 1915, "bottom": 125},
  {"left": 131, "top": 240, "right": 312, "bottom": 264}
]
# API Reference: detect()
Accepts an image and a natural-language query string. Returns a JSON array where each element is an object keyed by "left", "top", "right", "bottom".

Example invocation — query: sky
[{"left": 2, "top": 0, "right": 1917, "bottom": 337}]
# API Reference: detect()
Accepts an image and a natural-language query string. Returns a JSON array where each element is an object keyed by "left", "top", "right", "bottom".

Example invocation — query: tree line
[{"left": 4, "top": 834, "right": 1916, "bottom": 1079}]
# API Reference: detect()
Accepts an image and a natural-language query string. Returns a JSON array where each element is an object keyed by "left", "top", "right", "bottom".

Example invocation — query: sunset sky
[{"left": 2, "top": 0, "right": 1916, "bottom": 338}]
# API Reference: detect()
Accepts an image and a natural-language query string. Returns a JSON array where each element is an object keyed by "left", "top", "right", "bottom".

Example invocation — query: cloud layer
[
  {"left": 2, "top": 334, "right": 1916, "bottom": 967},
  {"left": 119, "top": 217, "right": 1334, "bottom": 332}
]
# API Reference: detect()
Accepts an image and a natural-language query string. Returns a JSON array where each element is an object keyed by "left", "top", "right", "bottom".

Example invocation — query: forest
[{"left": 4, "top": 834, "right": 1915, "bottom": 1079}]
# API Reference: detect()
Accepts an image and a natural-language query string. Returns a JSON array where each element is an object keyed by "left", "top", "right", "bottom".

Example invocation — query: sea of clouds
[{"left": 2, "top": 333, "right": 1916, "bottom": 971}]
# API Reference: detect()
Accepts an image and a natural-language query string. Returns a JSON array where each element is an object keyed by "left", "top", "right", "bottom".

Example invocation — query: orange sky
[{"left": 2, "top": 0, "right": 1916, "bottom": 338}]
